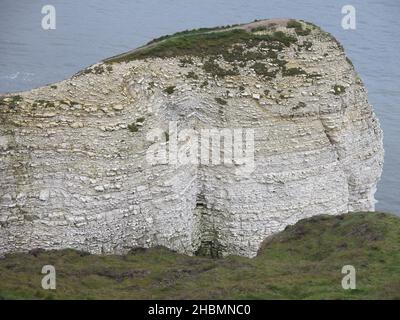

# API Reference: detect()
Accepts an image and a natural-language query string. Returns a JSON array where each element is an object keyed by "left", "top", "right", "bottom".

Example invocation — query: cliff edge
[{"left": 0, "top": 19, "right": 384, "bottom": 257}]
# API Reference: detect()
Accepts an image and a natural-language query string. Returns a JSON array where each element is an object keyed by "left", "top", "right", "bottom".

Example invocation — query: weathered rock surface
[{"left": 0, "top": 19, "right": 384, "bottom": 257}]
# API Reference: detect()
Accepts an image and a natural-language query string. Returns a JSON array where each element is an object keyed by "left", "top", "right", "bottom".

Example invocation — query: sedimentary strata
[{"left": 0, "top": 19, "right": 384, "bottom": 257}]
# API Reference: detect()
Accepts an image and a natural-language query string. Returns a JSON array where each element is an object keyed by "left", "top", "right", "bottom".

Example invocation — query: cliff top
[{"left": 103, "top": 18, "right": 335, "bottom": 64}]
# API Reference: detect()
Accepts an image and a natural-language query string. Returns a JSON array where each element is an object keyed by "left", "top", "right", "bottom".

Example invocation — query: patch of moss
[
  {"left": 0, "top": 95, "right": 23, "bottom": 108},
  {"left": 270, "top": 31, "right": 297, "bottom": 47},
  {"left": 203, "top": 59, "right": 239, "bottom": 78},
  {"left": 179, "top": 57, "right": 194, "bottom": 67},
  {"left": 186, "top": 71, "right": 199, "bottom": 80},
  {"left": 306, "top": 73, "right": 322, "bottom": 79},
  {"left": 78, "top": 64, "right": 112, "bottom": 76},
  {"left": 282, "top": 66, "right": 307, "bottom": 77},
  {"left": 215, "top": 97, "right": 228, "bottom": 105},
  {"left": 251, "top": 62, "right": 278, "bottom": 78},
  {"left": 127, "top": 123, "right": 139, "bottom": 133},
  {"left": 287, "top": 20, "right": 303, "bottom": 30},
  {"left": 93, "top": 65, "right": 106, "bottom": 74},
  {"left": 104, "top": 28, "right": 297, "bottom": 64},
  {"left": 333, "top": 84, "right": 346, "bottom": 95},
  {"left": 59, "top": 100, "right": 80, "bottom": 107},
  {"left": 293, "top": 101, "right": 306, "bottom": 110},
  {"left": 287, "top": 20, "right": 311, "bottom": 36},
  {"left": 35, "top": 99, "right": 56, "bottom": 108},
  {"left": 251, "top": 26, "right": 267, "bottom": 33},
  {"left": 146, "top": 24, "right": 239, "bottom": 45},
  {"left": 299, "top": 41, "right": 313, "bottom": 51},
  {"left": 147, "top": 81, "right": 155, "bottom": 90},
  {"left": 128, "top": 117, "right": 145, "bottom": 133},
  {"left": 164, "top": 86, "right": 176, "bottom": 95},
  {"left": 200, "top": 80, "right": 209, "bottom": 88},
  {"left": 346, "top": 56, "right": 354, "bottom": 68}
]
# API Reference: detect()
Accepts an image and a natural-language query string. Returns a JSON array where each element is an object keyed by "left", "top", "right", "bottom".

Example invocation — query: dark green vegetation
[
  {"left": 203, "top": 59, "right": 239, "bottom": 78},
  {"left": 215, "top": 97, "right": 228, "bottom": 105},
  {"left": 104, "top": 27, "right": 297, "bottom": 64},
  {"left": 346, "top": 56, "right": 354, "bottom": 68},
  {"left": 32, "top": 99, "right": 56, "bottom": 109},
  {"left": 75, "top": 64, "right": 113, "bottom": 77},
  {"left": 100, "top": 20, "right": 327, "bottom": 82},
  {"left": 251, "top": 62, "right": 279, "bottom": 78},
  {"left": 127, "top": 117, "right": 145, "bottom": 133},
  {"left": 186, "top": 71, "right": 199, "bottom": 80},
  {"left": 282, "top": 66, "right": 307, "bottom": 77},
  {"left": 163, "top": 85, "right": 176, "bottom": 95},
  {"left": 179, "top": 57, "right": 194, "bottom": 66},
  {"left": 287, "top": 20, "right": 311, "bottom": 36},
  {"left": 127, "top": 123, "right": 138, "bottom": 133},
  {"left": 1, "top": 212, "right": 399, "bottom": 300},
  {"left": 145, "top": 24, "right": 240, "bottom": 46},
  {"left": 333, "top": 84, "right": 346, "bottom": 95},
  {"left": 293, "top": 101, "right": 307, "bottom": 110},
  {"left": 0, "top": 95, "right": 23, "bottom": 108}
]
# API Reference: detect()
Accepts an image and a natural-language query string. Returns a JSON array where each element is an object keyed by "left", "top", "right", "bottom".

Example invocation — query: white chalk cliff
[{"left": 0, "top": 19, "right": 383, "bottom": 257}]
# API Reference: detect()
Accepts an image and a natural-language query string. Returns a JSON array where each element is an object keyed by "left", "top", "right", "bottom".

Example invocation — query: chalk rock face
[{"left": 0, "top": 19, "right": 383, "bottom": 257}]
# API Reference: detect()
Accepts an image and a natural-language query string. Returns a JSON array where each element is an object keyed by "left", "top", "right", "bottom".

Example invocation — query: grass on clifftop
[
  {"left": 104, "top": 28, "right": 297, "bottom": 64},
  {"left": 0, "top": 212, "right": 399, "bottom": 300}
]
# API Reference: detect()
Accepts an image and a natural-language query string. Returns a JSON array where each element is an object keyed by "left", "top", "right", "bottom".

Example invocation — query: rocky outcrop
[{"left": 0, "top": 19, "right": 384, "bottom": 257}]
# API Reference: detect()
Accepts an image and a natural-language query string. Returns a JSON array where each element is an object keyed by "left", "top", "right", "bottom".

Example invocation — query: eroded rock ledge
[{"left": 0, "top": 19, "right": 384, "bottom": 257}]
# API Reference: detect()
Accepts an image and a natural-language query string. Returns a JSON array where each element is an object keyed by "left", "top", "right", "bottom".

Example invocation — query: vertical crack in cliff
[{"left": 318, "top": 102, "right": 351, "bottom": 212}]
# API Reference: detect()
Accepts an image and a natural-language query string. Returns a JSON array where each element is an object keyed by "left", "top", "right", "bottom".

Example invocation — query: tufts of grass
[
  {"left": 287, "top": 20, "right": 303, "bottom": 30},
  {"left": 128, "top": 117, "right": 146, "bottom": 133},
  {"left": 346, "top": 56, "right": 354, "bottom": 68},
  {"left": 299, "top": 40, "right": 313, "bottom": 51},
  {"left": 145, "top": 24, "right": 240, "bottom": 46},
  {"left": 203, "top": 59, "right": 239, "bottom": 78},
  {"left": 0, "top": 212, "right": 398, "bottom": 300},
  {"left": 200, "top": 80, "right": 209, "bottom": 88},
  {"left": 306, "top": 73, "right": 322, "bottom": 79},
  {"left": 251, "top": 26, "right": 267, "bottom": 32},
  {"left": 0, "top": 95, "right": 23, "bottom": 108},
  {"left": 164, "top": 86, "right": 176, "bottom": 95},
  {"left": 128, "top": 123, "right": 139, "bottom": 133},
  {"left": 270, "top": 31, "right": 297, "bottom": 47},
  {"left": 215, "top": 97, "right": 228, "bottom": 105},
  {"left": 282, "top": 66, "right": 307, "bottom": 77},
  {"left": 186, "top": 71, "right": 199, "bottom": 80},
  {"left": 35, "top": 99, "right": 56, "bottom": 108},
  {"left": 287, "top": 20, "right": 311, "bottom": 36},
  {"left": 104, "top": 28, "right": 297, "bottom": 64},
  {"left": 251, "top": 62, "right": 279, "bottom": 78},
  {"left": 293, "top": 101, "right": 306, "bottom": 110},
  {"left": 333, "top": 84, "right": 346, "bottom": 95},
  {"left": 179, "top": 57, "right": 194, "bottom": 66}
]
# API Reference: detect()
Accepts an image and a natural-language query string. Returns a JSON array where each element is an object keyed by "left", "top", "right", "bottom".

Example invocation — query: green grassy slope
[{"left": 0, "top": 212, "right": 399, "bottom": 300}]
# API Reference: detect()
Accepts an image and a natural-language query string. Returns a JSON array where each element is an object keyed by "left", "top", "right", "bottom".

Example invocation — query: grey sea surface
[{"left": 0, "top": 0, "right": 399, "bottom": 214}]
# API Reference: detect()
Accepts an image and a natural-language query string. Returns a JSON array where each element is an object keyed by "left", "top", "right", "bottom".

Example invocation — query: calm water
[{"left": 0, "top": 0, "right": 399, "bottom": 215}]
